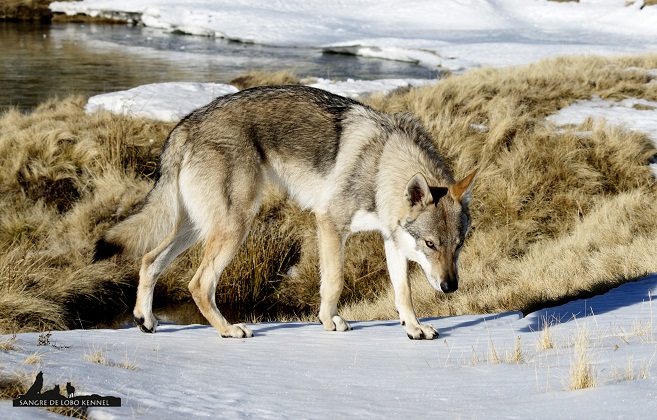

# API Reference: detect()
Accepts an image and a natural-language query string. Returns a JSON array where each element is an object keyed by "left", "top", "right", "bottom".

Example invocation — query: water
[{"left": 1, "top": 21, "right": 437, "bottom": 111}]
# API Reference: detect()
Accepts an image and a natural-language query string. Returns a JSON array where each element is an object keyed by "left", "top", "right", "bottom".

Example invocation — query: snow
[
  {"left": 548, "top": 95, "right": 657, "bottom": 143},
  {"left": 547, "top": 94, "right": 657, "bottom": 176},
  {"left": 85, "top": 79, "right": 436, "bottom": 122},
  {"left": 2, "top": 275, "right": 656, "bottom": 418},
  {"left": 4, "top": 1, "right": 653, "bottom": 417},
  {"left": 308, "top": 78, "right": 435, "bottom": 100},
  {"left": 50, "top": 0, "right": 657, "bottom": 71},
  {"left": 85, "top": 83, "right": 238, "bottom": 121}
]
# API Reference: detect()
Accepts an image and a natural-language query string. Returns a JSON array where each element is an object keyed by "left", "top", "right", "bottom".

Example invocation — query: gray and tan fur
[{"left": 94, "top": 85, "right": 477, "bottom": 340}]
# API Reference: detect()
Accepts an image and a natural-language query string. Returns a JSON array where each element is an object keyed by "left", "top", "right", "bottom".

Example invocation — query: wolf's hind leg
[
  {"left": 134, "top": 217, "right": 198, "bottom": 333},
  {"left": 384, "top": 239, "right": 438, "bottom": 340},
  {"left": 316, "top": 213, "right": 351, "bottom": 332},
  {"left": 188, "top": 224, "right": 254, "bottom": 338}
]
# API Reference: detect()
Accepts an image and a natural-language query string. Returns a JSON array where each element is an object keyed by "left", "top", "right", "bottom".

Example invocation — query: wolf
[
  {"left": 94, "top": 85, "right": 476, "bottom": 340},
  {"left": 66, "top": 382, "right": 75, "bottom": 398}
]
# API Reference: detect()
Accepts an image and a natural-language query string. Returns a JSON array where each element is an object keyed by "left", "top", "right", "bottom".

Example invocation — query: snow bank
[
  {"left": 50, "top": 0, "right": 657, "bottom": 71},
  {"left": 86, "top": 79, "right": 436, "bottom": 121},
  {"left": 85, "top": 82, "right": 238, "bottom": 121}
]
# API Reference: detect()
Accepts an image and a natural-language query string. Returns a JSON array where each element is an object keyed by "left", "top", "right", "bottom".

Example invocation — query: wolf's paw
[
  {"left": 321, "top": 315, "right": 352, "bottom": 332},
  {"left": 134, "top": 313, "right": 158, "bottom": 333},
  {"left": 333, "top": 315, "right": 352, "bottom": 332},
  {"left": 405, "top": 323, "right": 439, "bottom": 340},
  {"left": 220, "top": 323, "right": 253, "bottom": 339}
]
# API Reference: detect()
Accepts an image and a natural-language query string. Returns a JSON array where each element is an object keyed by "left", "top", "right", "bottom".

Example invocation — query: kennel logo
[{"left": 13, "top": 371, "right": 121, "bottom": 408}]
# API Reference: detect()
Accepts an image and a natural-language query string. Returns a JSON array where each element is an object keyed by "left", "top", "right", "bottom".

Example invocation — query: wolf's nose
[{"left": 440, "top": 280, "right": 457, "bottom": 293}]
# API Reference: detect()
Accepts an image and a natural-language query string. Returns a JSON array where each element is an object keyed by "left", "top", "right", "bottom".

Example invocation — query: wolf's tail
[{"left": 93, "top": 126, "right": 186, "bottom": 262}]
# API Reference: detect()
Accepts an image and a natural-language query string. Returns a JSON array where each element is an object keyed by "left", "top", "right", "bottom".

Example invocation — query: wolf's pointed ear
[
  {"left": 404, "top": 173, "right": 432, "bottom": 209},
  {"left": 450, "top": 169, "right": 478, "bottom": 205}
]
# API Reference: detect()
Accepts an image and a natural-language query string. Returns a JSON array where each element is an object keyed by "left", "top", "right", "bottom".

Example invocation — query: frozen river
[{"left": 1, "top": 21, "right": 437, "bottom": 111}]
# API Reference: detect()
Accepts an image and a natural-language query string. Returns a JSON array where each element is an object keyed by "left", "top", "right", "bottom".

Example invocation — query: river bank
[
  {"left": 0, "top": 0, "right": 119, "bottom": 22},
  {"left": 0, "top": 0, "right": 51, "bottom": 21}
]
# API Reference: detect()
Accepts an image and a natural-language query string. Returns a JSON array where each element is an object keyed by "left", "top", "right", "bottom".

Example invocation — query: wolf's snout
[{"left": 440, "top": 280, "right": 458, "bottom": 294}]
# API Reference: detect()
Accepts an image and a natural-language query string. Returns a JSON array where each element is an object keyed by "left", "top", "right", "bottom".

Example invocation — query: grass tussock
[
  {"left": 568, "top": 327, "right": 598, "bottom": 390},
  {"left": 0, "top": 335, "right": 20, "bottom": 352},
  {"left": 230, "top": 70, "right": 303, "bottom": 90},
  {"left": 538, "top": 320, "right": 555, "bottom": 351},
  {"left": 0, "top": 371, "right": 30, "bottom": 399},
  {"left": 2, "top": 54, "right": 657, "bottom": 332},
  {"left": 84, "top": 346, "right": 138, "bottom": 370}
]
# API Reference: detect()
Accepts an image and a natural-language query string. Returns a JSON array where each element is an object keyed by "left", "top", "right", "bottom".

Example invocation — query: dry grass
[
  {"left": 0, "top": 0, "right": 51, "bottom": 21},
  {"left": 0, "top": 335, "right": 20, "bottom": 352},
  {"left": 0, "top": 370, "right": 30, "bottom": 399},
  {"left": 488, "top": 335, "right": 501, "bottom": 364},
  {"left": 230, "top": 70, "right": 303, "bottom": 90},
  {"left": 568, "top": 327, "right": 598, "bottom": 390},
  {"left": 84, "top": 345, "right": 137, "bottom": 369},
  {"left": 23, "top": 352, "right": 42, "bottom": 365},
  {"left": 538, "top": 320, "right": 555, "bottom": 351},
  {"left": 84, "top": 346, "right": 109, "bottom": 366},
  {"left": 2, "top": 55, "right": 657, "bottom": 333},
  {"left": 506, "top": 336, "right": 524, "bottom": 364}
]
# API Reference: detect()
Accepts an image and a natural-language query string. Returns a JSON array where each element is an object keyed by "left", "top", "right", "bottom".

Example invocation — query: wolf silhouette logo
[{"left": 13, "top": 372, "right": 121, "bottom": 408}]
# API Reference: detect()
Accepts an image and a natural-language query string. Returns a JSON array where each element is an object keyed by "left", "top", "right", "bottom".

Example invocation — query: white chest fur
[{"left": 349, "top": 210, "right": 390, "bottom": 236}]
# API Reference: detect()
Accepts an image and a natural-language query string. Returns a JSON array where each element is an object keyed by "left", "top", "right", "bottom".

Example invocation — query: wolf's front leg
[
  {"left": 316, "top": 213, "right": 351, "bottom": 332},
  {"left": 384, "top": 240, "right": 438, "bottom": 340}
]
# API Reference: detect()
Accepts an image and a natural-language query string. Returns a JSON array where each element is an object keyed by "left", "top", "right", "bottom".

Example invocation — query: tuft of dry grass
[
  {"left": 230, "top": 70, "right": 303, "bottom": 90},
  {"left": 23, "top": 352, "right": 42, "bottom": 365},
  {"left": 538, "top": 321, "right": 555, "bottom": 351},
  {"left": 568, "top": 327, "right": 598, "bottom": 390},
  {"left": 84, "top": 346, "right": 109, "bottom": 366},
  {"left": 506, "top": 336, "right": 524, "bottom": 364},
  {"left": 0, "top": 371, "right": 30, "bottom": 399},
  {"left": 0, "top": 335, "right": 20, "bottom": 352},
  {"left": 2, "top": 55, "right": 657, "bottom": 332},
  {"left": 488, "top": 335, "right": 501, "bottom": 364},
  {"left": 84, "top": 345, "right": 138, "bottom": 370}
]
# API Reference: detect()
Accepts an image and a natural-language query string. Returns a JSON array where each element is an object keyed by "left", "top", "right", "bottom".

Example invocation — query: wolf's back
[{"left": 93, "top": 126, "right": 187, "bottom": 262}]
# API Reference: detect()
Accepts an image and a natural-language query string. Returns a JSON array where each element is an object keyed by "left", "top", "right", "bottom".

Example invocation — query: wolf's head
[{"left": 394, "top": 170, "right": 477, "bottom": 293}]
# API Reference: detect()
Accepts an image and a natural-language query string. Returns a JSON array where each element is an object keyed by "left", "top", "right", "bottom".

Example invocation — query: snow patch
[
  {"left": 548, "top": 95, "right": 657, "bottom": 145},
  {"left": 548, "top": 95, "right": 657, "bottom": 177},
  {"left": 85, "top": 79, "right": 437, "bottom": 121},
  {"left": 85, "top": 82, "right": 238, "bottom": 121}
]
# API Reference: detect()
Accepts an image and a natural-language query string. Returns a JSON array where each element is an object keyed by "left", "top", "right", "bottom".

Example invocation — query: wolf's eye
[{"left": 425, "top": 240, "right": 436, "bottom": 249}]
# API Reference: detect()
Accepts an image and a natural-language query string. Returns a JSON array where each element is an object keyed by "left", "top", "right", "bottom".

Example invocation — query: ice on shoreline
[{"left": 50, "top": 0, "right": 657, "bottom": 72}]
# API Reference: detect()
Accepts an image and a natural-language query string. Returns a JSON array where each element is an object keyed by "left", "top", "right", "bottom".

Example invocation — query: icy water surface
[{"left": 1, "top": 21, "right": 437, "bottom": 111}]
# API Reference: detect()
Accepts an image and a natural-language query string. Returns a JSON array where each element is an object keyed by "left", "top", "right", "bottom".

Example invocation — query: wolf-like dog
[{"left": 94, "top": 85, "right": 476, "bottom": 340}]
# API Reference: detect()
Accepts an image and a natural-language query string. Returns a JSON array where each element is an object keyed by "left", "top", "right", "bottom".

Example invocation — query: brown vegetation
[
  {"left": 1, "top": 54, "right": 657, "bottom": 333},
  {"left": 0, "top": 0, "right": 51, "bottom": 21},
  {"left": 229, "top": 70, "right": 302, "bottom": 90}
]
